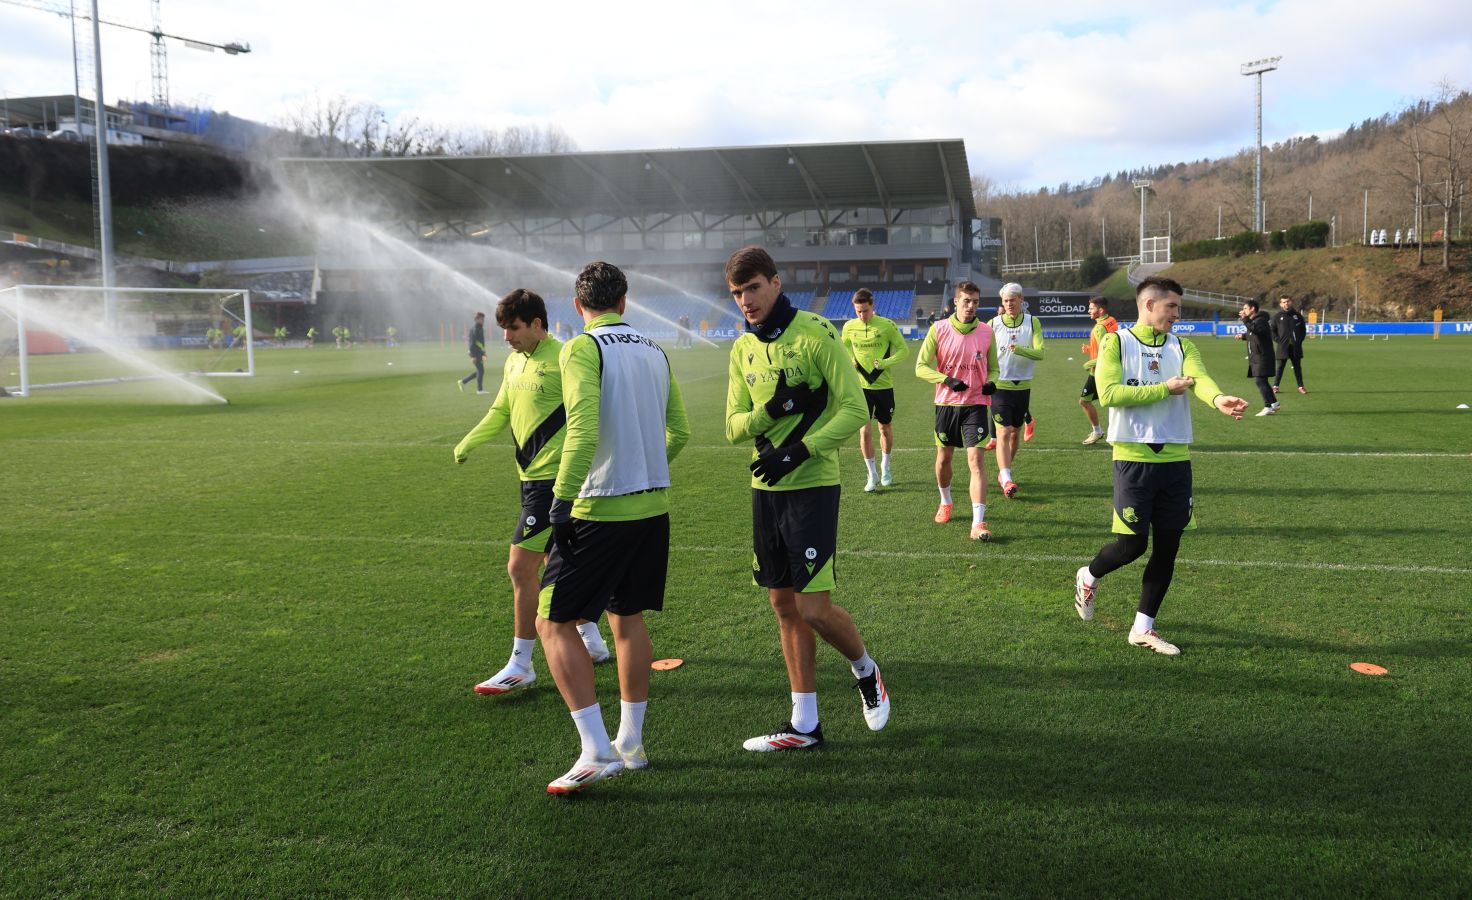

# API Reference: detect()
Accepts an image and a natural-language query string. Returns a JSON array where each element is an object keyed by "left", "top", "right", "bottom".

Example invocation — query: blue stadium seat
[{"left": 821, "top": 290, "right": 855, "bottom": 321}]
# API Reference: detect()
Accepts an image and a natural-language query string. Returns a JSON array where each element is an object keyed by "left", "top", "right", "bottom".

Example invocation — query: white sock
[
  {"left": 972, "top": 502, "right": 986, "bottom": 526},
  {"left": 570, "top": 703, "right": 613, "bottom": 760},
  {"left": 790, "top": 692, "right": 819, "bottom": 733},
  {"left": 938, "top": 485, "right": 952, "bottom": 505},
  {"left": 1079, "top": 566, "right": 1098, "bottom": 587},
  {"left": 999, "top": 467, "right": 1014, "bottom": 484},
  {"left": 881, "top": 452, "right": 892, "bottom": 474},
  {"left": 849, "top": 649, "right": 875, "bottom": 679},
  {"left": 1133, "top": 612, "right": 1155, "bottom": 634},
  {"left": 509, "top": 636, "right": 535, "bottom": 670},
  {"left": 576, "top": 621, "right": 608, "bottom": 654},
  {"left": 864, "top": 457, "right": 878, "bottom": 478},
  {"left": 615, "top": 699, "right": 647, "bottom": 752}
]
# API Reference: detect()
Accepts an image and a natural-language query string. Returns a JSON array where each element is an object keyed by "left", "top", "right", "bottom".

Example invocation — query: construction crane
[{"left": 0, "top": 0, "right": 250, "bottom": 108}]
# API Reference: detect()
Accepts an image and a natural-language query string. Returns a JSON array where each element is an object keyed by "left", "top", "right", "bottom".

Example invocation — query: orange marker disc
[
  {"left": 1350, "top": 662, "right": 1388, "bottom": 676},
  {"left": 651, "top": 658, "right": 684, "bottom": 671}
]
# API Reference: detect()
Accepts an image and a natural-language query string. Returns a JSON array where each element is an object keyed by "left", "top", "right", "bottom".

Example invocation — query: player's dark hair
[
  {"left": 955, "top": 280, "right": 981, "bottom": 297},
  {"left": 474, "top": 311, "right": 485, "bottom": 319},
  {"left": 724, "top": 246, "right": 778, "bottom": 285},
  {"left": 1088, "top": 296, "right": 1108, "bottom": 313},
  {"left": 574, "top": 261, "right": 628, "bottom": 312},
  {"left": 1279, "top": 295, "right": 1292, "bottom": 302},
  {"left": 495, "top": 289, "right": 547, "bottom": 330},
  {"left": 1242, "top": 298, "right": 1260, "bottom": 311},
  {"left": 1136, "top": 276, "right": 1184, "bottom": 299},
  {"left": 853, "top": 288, "right": 874, "bottom": 305}
]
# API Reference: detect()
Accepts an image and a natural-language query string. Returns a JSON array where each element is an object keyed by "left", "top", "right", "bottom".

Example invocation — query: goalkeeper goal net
[{"left": 0, "top": 285, "right": 252, "bottom": 399}]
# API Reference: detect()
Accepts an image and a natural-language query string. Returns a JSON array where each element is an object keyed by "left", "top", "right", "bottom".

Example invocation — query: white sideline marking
[{"left": 6, "top": 437, "right": 1469, "bottom": 459}]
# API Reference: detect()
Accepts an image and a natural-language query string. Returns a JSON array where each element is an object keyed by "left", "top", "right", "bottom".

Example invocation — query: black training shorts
[
  {"left": 863, "top": 388, "right": 896, "bottom": 425},
  {"left": 1111, "top": 460, "right": 1196, "bottom": 535},
  {"left": 1080, "top": 374, "right": 1099, "bottom": 403},
  {"left": 539, "top": 514, "right": 670, "bottom": 622},
  {"left": 934, "top": 404, "right": 990, "bottom": 448},
  {"left": 512, "top": 479, "right": 554, "bottom": 552},
  {"left": 991, "top": 388, "right": 1031, "bottom": 428},
  {"left": 752, "top": 486, "right": 840, "bottom": 593}
]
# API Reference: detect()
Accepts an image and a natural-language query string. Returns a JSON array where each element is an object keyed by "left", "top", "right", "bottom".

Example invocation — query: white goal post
[{"left": 0, "top": 284, "right": 254, "bottom": 398}]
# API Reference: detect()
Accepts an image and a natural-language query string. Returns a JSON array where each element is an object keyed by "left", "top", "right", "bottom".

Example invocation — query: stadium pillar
[{"left": 90, "top": 0, "right": 116, "bottom": 330}]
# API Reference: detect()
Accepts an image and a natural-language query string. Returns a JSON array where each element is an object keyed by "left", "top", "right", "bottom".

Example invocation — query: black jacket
[
  {"left": 468, "top": 322, "right": 486, "bottom": 358},
  {"left": 1243, "top": 311, "right": 1275, "bottom": 377},
  {"left": 1272, "top": 308, "right": 1306, "bottom": 359}
]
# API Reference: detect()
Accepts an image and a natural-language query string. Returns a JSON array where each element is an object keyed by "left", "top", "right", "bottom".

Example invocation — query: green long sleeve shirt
[
  {"left": 1096, "top": 324, "right": 1226, "bottom": 463},
  {"left": 991, "top": 312, "right": 1045, "bottom": 390},
  {"left": 453, "top": 336, "right": 565, "bottom": 481},
  {"left": 554, "top": 313, "right": 690, "bottom": 521},
  {"left": 840, "top": 315, "right": 909, "bottom": 390},
  {"left": 727, "top": 310, "right": 868, "bottom": 490},
  {"left": 914, "top": 316, "right": 1000, "bottom": 400}
]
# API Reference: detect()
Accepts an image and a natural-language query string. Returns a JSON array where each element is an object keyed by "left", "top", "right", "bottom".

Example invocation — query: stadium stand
[{"left": 820, "top": 287, "right": 914, "bottom": 323}]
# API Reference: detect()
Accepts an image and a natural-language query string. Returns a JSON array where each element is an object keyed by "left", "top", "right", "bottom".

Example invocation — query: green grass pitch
[{"left": 3, "top": 333, "right": 1470, "bottom": 896}]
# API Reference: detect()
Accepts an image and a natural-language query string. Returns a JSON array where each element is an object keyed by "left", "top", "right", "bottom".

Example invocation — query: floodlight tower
[
  {"left": 1132, "top": 178, "right": 1152, "bottom": 260},
  {"left": 1241, "top": 56, "right": 1281, "bottom": 233}
]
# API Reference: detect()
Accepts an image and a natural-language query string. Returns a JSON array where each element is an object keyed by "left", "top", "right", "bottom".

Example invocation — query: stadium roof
[{"left": 281, "top": 139, "right": 974, "bottom": 223}]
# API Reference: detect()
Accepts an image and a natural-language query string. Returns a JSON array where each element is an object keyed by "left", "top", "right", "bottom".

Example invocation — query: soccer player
[
  {"left": 1271, "top": 295, "right": 1308, "bottom": 394},
  {"left": 537, "top": 262, "right": 689, "bottom": 794},
  {"left": 454, "top": 289, "right": 611, "bottom": 698},
  {"left": 458, "top": 312, "right": 489, "bottom": 394},
  {"left": 1236, "top": 300, "right": 1278, "bottom": 416},
  {"left": 724, "top": 246, "right": 890, "bottom": 752},
  {"left": 1079, "top": 296, "right": 1119, "bottom": 444},
  {"left": 1073, "top": 276, "right": 1248, "bottom": 655},
  {"left": 305, "top": 326, "right": 316, "bottom": 348},
  {"left": 915, "top": 281, "right": 999, "bottom": 541},
  {"left": 988, "top": 283, "right": 1045, "bottom": 498},
  {"left": 841, "top": 288, "right": 910, "bottom": 491}
]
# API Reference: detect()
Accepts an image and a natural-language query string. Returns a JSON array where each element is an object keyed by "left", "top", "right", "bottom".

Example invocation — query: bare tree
[{"left": 1422, "top": 82, "right": 1472, "bottom": 269}]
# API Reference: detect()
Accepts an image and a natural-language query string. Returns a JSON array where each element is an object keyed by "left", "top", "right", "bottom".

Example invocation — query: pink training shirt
[{"left": 932, "top": 318, "right": 995, "bottom": 406}]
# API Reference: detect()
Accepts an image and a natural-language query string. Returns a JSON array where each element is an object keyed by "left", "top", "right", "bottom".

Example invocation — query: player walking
[
  {"left": 841, "top": 288, "right": 909, "bottom": 491},
  {"left": 1073, "top": 277, "right": 1247, "bottom": 655},
  {"left": 538, "top": 262, "right": 689, "bottom": 794},
  {"left": 988, "top": 283, "right": 1045, "bottom": 498},
  {"left": 1271, "top": 295, "right": 1308, "bottom": 395},
  {"left": 1079, "top": 296, "right": 1119, "bottom": 444},
  {"left": 458, "top": 312, "right": 489, "bottom": 394},
  {"left": 724, "top": 246, "right": 890, "bottom": 752},
  {"left": 454, "top": 289, "right": 611, "bottom": 698},
  {"left": 916, "top": 281, "right": 998, "bottom": 540}
]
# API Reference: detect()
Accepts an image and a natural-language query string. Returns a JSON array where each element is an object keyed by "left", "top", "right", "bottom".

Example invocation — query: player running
[
  {"left": 538, "top": 262, "right": 689, "bottom": 793},
  {"left": 454, "top": 290, "right": 611, "bottom": 699},
  {"left": 1079, "top": 296, "right": 1119, "bottom": 444},
  {"left": 988, "top": 283, "right": 1045, "bottom": 498},
  {"left": 725, "top": 246, "right": 890, "bottom": 753},
  {"left": 915, "top": 281, "right": 999, "bottom": 541},
  {"left": 1073, "top": 276, "right": 1247, "bottom": 655},
  {"left": 841, "top": 288, "right": 909, "bottom": 492}
]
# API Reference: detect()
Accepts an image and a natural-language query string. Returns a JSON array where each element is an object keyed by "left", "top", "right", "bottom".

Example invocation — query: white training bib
[
  {"left": 990, "top": 314, "right": 1037, "bottom": 382},
  {"left": 579, "top": 323, "right": 673, "bottom": 498},
  {"left": 1106, "top": 330, "right": 1193, "bottom": 445}
]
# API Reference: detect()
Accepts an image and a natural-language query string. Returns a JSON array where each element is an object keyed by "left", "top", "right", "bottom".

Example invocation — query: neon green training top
[
  {"left": 1096, "top": 323, "right": 1226, "bottom": 464},
  {"left": 727, "top": 310, "right": 868, "bottom": 491},
  {"left": 841, "top": 315, "right": 909, "bottom": 390},
  {"left": 989, "top": 312, "right": 1046, "bottom": 390},
  {"left": 554, "top": 313, "right": 690, "bottom": 521},
  {"left": 454, "top": 335, "right": 565, "bottom": 481},
  {"left": 914, "top": 315, "right": 1000, "bottom": 402}
]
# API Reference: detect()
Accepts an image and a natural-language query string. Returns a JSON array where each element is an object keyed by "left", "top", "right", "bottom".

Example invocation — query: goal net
[{"left": 0, "top": 285, "right": 253, "bottom": 398}]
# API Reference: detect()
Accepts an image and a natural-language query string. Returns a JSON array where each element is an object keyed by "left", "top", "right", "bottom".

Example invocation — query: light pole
[{"left": 1241, "top": 56, "right": 1281, "bottom": 233}]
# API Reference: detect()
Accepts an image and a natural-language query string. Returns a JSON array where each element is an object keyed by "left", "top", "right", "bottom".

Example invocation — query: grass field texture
[{"left": 3, "top": 333, "right": 1470, "bottom": 896}]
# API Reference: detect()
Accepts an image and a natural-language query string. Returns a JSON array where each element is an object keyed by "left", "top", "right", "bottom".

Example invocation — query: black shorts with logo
[
  {"left": 991, "top": 388, "right": 1031, "bottom": 428},
  {"left": 934, "top": 405, "right": 990, "bottom": 448},
  {"left": 538, "top": 514, "right": 670, "bottom": 622},
  {"left": 1080, "top": 374, "right": 1099, "bottom": 402},
  {"left": 512, "top": 479, "right": 554, "bottom": 551},
  {"left": 862, "top": 388, "right": 896, "bottom": 425},
  {"left": 752, "top": 486, "right": 840, "bottom": 593},
  {"left": 1112, "top": 460, "right": 1196, "bottom": 535}
]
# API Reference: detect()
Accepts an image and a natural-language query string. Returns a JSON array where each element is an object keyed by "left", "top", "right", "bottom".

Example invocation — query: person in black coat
[
  {"left": 1271, "top": 295, "right": 1308, "bottom": 394},
  {"left": 458, "top": 312, "right": 489, "bottom": 394},
  {"left": 1236, "top": 300, "right": 1278, "bottom": 415}
]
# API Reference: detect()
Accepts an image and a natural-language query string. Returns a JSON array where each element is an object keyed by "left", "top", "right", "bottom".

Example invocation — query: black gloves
[
  {"left": 981, "top": 381, "right": 997, "bottom": 395},
  {"left": 942, "top": 376, "right": 969, "bottom": 392},
  {"left": 855, "top": 362, "right": 881, "bottom": 385},
  {"left": 549, "top": 497, "right": 577, "bottom": 561},
  {"left": 764, "top": 371, "right": 819, "bottom": 419},
  {"left": 750, "top": 442, "right": 811, "bottom": 486}
]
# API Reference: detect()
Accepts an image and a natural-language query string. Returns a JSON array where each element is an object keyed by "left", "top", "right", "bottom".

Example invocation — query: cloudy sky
[{"left": 2, "top": 0, "right": 1468, "bottom": 188}]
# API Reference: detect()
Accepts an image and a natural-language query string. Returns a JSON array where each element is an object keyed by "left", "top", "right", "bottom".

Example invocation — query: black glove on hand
[
  {"left": 942, "top": 376, "right": 969, "bottom": 392},
  {"left": 549, "top": 497, "right": 577, "bottom": 562},
  {"left": 764, "top": 370, "right": 817, "bottom": 419},
  {"left": 981, "top": 381, "right": 997, "bottom": 396},
  {"left": 750, "top": 443, "right": 811, "bottom": 486}
]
